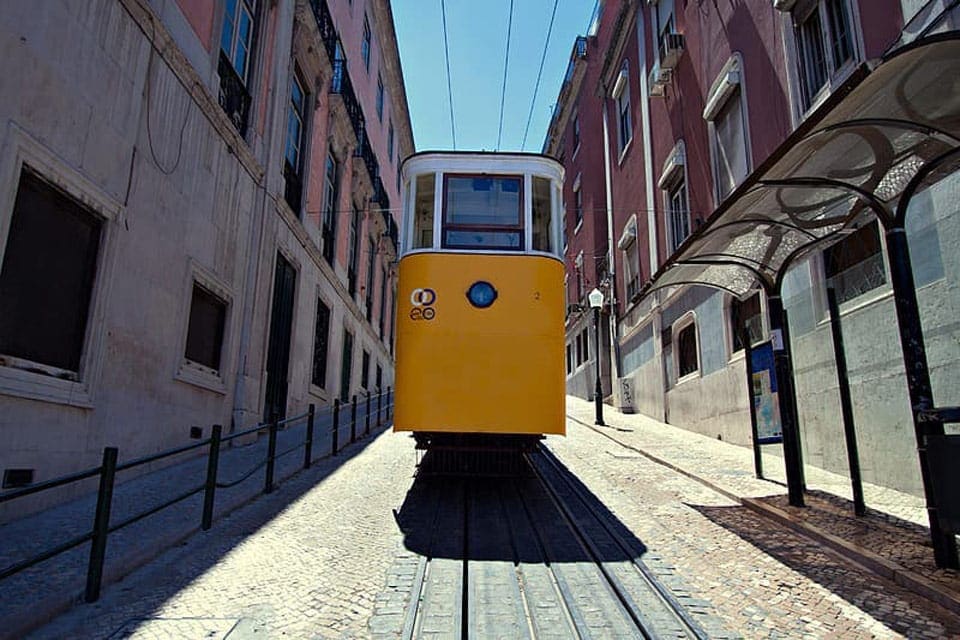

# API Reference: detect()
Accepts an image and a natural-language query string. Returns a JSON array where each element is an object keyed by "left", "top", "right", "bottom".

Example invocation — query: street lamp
[{"left": 588, "top": 287, "right": 605, "bottom": 426}]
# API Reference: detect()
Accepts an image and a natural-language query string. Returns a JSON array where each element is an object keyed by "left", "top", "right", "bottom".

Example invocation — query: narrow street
[{"left": 26, "top": 398, "right": 960, "bottom": 639}]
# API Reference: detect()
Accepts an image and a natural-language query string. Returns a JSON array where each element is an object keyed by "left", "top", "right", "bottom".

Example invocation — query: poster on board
[{"left": 751, "top": 342, "right": 783, "bottom": 444}]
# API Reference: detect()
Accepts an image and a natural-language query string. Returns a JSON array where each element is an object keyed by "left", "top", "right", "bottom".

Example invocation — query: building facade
[
  {"left": 0, "top": 0, "right": 411, "bottom": 517},
  {"left": 546, "top": 0, "right": 960, "bottom": 497}
]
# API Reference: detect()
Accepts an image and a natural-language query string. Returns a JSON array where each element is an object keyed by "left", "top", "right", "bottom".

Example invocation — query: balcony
[
  {"left": 309, "top": 0, "right": 339, "bottom": 63},
  {"left": 658, "top": 32, "right": 685, "bottom": 71},
  {"left": 217, "top": 52, "right": 251, "bottom": 136}
]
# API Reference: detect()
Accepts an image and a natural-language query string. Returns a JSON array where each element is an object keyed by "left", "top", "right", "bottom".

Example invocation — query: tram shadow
[{"left": 393, "top": 449, "right": 648, "bottom": 564}]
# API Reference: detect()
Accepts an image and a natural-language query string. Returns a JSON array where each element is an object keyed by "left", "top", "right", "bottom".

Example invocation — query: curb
[{"left": 565, "top": 412, "right": 960, "bottom": 618}]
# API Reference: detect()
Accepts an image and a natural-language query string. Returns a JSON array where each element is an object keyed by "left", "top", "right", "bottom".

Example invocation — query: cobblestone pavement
[
  {"left": 0, "top": 402, "right": 382, "bottom": 637},
  {"left": 15, "top": 395, "right": 960, "bottom": 638},
  {"left": 558, "top": 396, "right": 960, "bottom": 638},
  {"left": 26, "top": 425, "right": 417, "bottom": 640}
]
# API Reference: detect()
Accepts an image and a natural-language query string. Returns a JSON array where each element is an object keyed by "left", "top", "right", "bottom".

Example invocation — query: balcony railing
[
  {"left": 353, "top": 126, "right": 380, "bottom": 190},
  {"left": 309, "top": 0, "right": 380, "bottom": 194},
  {"left": 217, "top": 52, "right": 251, "bottom": 136},
  {"left": 309, "top": 0, "right": 339, "bottom": 63},
  {"left": 380, "top": 207, "right": 398, "bottom": 250}
]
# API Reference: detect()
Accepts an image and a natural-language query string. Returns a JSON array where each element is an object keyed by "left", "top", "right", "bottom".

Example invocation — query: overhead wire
[
  {"left": 440, "top": 0, "right": 457, "bottom": 149},
  {"left": 520, "top": 0, "right": 560, "bottom": 151},
  {"left": 496, "top": 0, "right": 516, "bottom": 151}
]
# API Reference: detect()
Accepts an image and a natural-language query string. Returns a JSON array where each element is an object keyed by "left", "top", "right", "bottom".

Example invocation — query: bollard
[
  {"left": 351, "top": 394, "right": 358, "bottom": 443},
  {"left": 377, "top": 389, "right": 383, "bottom": 427},
  {"left": 202, "top": 425, "right": 222, "bottom": 530},
  {"left": 86, "top": 447, "right": 118, "bottom": 603},
  {"left": 365, "top": 392, "right": 371, "bottom": 436},
  {"left": 265, "top": 416, "right": 278, "bottom": 494},
  {"left": 332, "top": 399, "right": 340, "bottom": 456},
  {"left": 304, "top": 404, "right": 315, "bottom": 469}
]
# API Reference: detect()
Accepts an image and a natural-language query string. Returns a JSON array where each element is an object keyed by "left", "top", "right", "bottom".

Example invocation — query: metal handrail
[{"left": 0, "top": 391, "right": 393, "bottom": 603}]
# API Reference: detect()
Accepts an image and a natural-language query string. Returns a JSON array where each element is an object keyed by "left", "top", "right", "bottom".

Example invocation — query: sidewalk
[
  {"left": 0, "top": 401, "right": 387, "bottom": 639},
  {"left": 564, "top": 395, "right": 960, "bottom": 617}
]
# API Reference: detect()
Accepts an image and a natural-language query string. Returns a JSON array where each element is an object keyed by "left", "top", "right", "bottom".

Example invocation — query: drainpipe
[
  {"left": 600, "top": 91, "right": 621, "bottom": 386},
  {"left": 636, "top": 6, "right": 658, "bottom": 272}
]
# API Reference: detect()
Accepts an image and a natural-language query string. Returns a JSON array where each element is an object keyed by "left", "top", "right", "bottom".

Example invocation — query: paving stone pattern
[
  {"left": 25, "top": 423, "right": 415, "bottom": 640},
  {"left": 557, "top": 396, "right": 960, "bottom": 639}
]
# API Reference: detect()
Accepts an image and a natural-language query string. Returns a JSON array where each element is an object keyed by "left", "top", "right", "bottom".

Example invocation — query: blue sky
[{"left": 393, "top": 0, "right": 597, "bottom": 153}]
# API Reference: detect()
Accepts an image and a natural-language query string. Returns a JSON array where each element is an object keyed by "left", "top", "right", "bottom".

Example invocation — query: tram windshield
[{"left": 443, "top": 175, "right": 523, "bottom": 250}]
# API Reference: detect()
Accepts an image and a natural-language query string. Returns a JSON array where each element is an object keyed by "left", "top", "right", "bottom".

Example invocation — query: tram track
[{"left": 396, "top": 446, "right": 711, "bottom": 639}]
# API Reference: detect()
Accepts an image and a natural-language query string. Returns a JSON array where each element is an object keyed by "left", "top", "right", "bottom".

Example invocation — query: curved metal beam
[
  {"left": 894, "top": 146, "right": 960, "bottom": 227},
  {"left": 758, "top": 177, "right": 895, "bottom": 228},
  {"left": 639, "top": 279, "right": 745, "bottom": 299},
  {"left": 810, "top": 117, "right": 960, "bottom": 146},
  {"left": 699, "top": 217, "right": 822, "bottom": 240}
]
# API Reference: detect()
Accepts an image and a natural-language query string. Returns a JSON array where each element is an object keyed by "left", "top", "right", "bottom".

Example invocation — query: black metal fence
[{"left": 0, "top": 388, "right": 393, "bottom": 603}]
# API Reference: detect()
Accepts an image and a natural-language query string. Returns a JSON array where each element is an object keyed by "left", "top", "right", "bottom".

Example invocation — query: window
[
  {"left": 361, "top": 350, "right": 370, "bottom": 389},
  {"left": 312, "top": 299, "right": 331, "bottom": 388},
  {"left": 572, "top": 114, "right": 580, "bottom": 151},
  {"left": 730, "top": 292, "right": 763, "bottom": 352},
  {"left": 348, "top": 206, "right": 361, "bottom": 296},
  {"left": 185, "top": 284, "right": 227, "bottom": 373},
  {"left": 362, "top": 15, "right": 372, "bottom": 71},
  {"left": 667, "top": 177, "right": 689, "bottom": 253},
  {"left": 322, "top": 150, "right": 339, "bottom": 264},
  {"left": 376, "top": 74, "right": 384, "bottom": 121},
  {"left": 388, "top": 122, "right": 394, "bottom": 159},
  {"left": 284, "top": 68, "right": 307, "bottom": 213},
  {"left": 566, "top": 344, "right": 573, "bottom": 374},
  {"left": 794, "top": 0, "right": 855, "bottom": 110},
  {"left": 0, "top": 170, "right": 102, "bottom": 376},
  {"left": 366, "top": 238, "right": 376, "bottom": 321},
  {"left": 220, "top": 0, "right": 256, "bottom": 83},
  {"left": 624, "top": 243, "right": 640, "bottom": 302},
  {"left": 574, "top": 183, "right": 583, "bottom": 228},
  {"left": 340, "top": 330, "right": 353, "bottom": 402},
  {"left": 575, "top": 252, "right": 584, "bottom": 302},
  {"left": 532, "top": 176, "right": 553, "bottom": 253},
  {"left": 378, "top": 266, "right": 387, "bottom": 335},
  {"left": 612, "top": 60, "right": 632, "bottom": 155},
  {"left": 676, "top": 321, "right": 698, "bottom": 378},
  {"left": 582, "top": 328, "right": 590, "bottom": 362},
  {"left": 704, "top": 59, "right": 749, "bottom": 203},
  {"left": 823, "top": 220, "right": 886, "bottom": 304},
  {"left": 413, "top": 173, "right": 435, "bottom": 249},
  {"left": 376, "top": 363, "right": 382, "bottom": 390},
  {"left": 218, "top": 0, "right": 256, "bottom": 134},
  {"left": 576, "top": 333, "right": 583, "bottom": 367},
  {"left": 442, "top": 175, "right": 523, "bottom": 250}
]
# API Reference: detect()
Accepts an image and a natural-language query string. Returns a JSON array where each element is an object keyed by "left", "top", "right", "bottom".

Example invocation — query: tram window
[
  {"left": 443, "top": 175, "right": 523, "bottom": 250},
  {"left": 413, "top": 173, "right": 435, "bottom": 249},
  {"left": 532, "top": 176, "right": 552, "bottom": 252}
]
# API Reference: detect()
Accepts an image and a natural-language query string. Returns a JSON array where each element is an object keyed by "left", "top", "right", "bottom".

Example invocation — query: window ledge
[
  {"left": 0, "top": 363, "right": 94, "bottom": 408},
  {"left": 675, "top": 370, "right": 701, "bottom": 386},
  {"left": 175, "top": 361, "right": 227, "bottom": 394},
  {"left": 574, "top": 219, "right": 584, "bottom": 235}
]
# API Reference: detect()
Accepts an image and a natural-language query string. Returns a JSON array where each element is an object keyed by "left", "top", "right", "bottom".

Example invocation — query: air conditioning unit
[
  {"left": 658, "top": 32, "right": 685, "bottom": 70},
  {"left": 648, "top": 62, "right": 671, "bottom": 97},
  {"left": 773, "top": 0, "right": 796, "bottom": 10}
]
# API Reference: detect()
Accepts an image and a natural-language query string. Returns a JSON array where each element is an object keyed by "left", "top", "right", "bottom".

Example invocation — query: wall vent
[{"left": 3, "top": 468, "right": 34, "bottom": 489}]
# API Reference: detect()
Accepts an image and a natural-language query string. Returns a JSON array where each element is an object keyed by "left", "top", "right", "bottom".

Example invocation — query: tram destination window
[{"left": 443, "top": 175, "right": 522, "bottom": 250}]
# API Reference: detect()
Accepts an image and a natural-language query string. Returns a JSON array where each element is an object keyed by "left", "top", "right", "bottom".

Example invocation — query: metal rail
[{"left": 528, "top": 447, "right": 710, "bottom": 640}]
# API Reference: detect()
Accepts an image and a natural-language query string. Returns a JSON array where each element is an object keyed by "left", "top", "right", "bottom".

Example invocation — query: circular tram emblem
[{"left": 409, "top": 288, "right": 437, "bottom": 321}]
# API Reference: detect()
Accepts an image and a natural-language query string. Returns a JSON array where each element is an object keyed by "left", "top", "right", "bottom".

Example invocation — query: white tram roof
[{"left": 401, "top": 151, "right": 564, "bottom": 185}]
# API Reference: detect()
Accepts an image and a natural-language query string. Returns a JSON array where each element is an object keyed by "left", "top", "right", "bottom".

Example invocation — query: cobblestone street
[{"left": 24, "top": 399, "right": 960, "bottom": 639}]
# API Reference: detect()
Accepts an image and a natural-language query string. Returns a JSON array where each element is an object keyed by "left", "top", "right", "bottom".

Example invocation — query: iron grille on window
[{"left": 218, "top": 52, "right": 251, "bottom": 136}]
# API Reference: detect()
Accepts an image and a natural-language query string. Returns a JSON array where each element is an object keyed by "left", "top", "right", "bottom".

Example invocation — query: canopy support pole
[
  {"left": 885, "top": 227, "right": 959, "bottom": 569},
  {"left": 768, "top": 294, "right": 805, "bottom": 507}
]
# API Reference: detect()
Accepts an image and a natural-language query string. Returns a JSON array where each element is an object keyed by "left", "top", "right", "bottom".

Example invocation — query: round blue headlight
[{"left": 466, "top": 281, "right": 498, "bottom": 308}]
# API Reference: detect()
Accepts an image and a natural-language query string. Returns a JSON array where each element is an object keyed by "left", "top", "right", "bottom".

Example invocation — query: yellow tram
[{"left": 394, "top": 152, "right": 566, "bottom": 450}]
